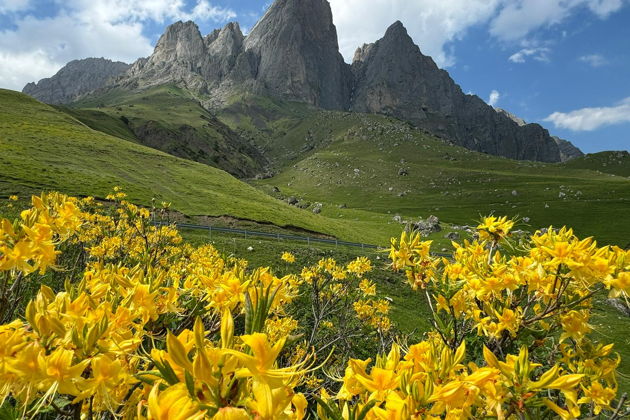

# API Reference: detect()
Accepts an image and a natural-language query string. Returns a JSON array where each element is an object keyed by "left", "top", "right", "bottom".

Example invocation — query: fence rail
[{"left": 154, "top": 221, "right": 380, "bottom": 250}]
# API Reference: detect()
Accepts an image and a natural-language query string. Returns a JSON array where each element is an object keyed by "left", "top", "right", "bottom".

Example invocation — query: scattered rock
[
  {"left": 445, "top": 232, "right": 460, "bottom": 241},
  {"left": 414, "top": 215, "right": 441, "bottom": 235},
  {"left": 512, "top": 190, "right": 518, "bottom": 196},
  {"left": 287, "top": 196, "right": 298, "bottom": 205},
  {"left": 608, "top": 299, "right": 630, "bottom": 317},
  {"left": 272, "top": 186, "right": 280, "bottom": 193},
  {"left": 398, "top": 168, "right": 409, "bottom": 176}
]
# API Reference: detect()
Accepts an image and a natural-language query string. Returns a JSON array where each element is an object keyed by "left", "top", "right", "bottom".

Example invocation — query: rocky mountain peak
[
  {"left": 552, "top": 136, "right": 585, "bottom": 161},
  {"left": 242, "top": 0, "right": 351, "bottom": 109},
  {"left": 152, "top": 21, "right": 205, "bottom": 62},
  {"left": 350, "top": 22, "right": 562, "bottom": 162},
  {"left": 22, "top": 57, "right": 129, "bottom": 104},
  {"left": 208, "top": 22, "right": 244, "bottom": 56},
  {"left": 384, "top": 20, "right": 409, "bottom": 39},
  {"left": 495, "top": 108, "right": 527, "bottom": 127}
]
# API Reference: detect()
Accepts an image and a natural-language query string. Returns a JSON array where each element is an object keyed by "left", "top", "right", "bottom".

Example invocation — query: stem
[{"left": 610, "top": 392, "right": 628, "bottom": 420}]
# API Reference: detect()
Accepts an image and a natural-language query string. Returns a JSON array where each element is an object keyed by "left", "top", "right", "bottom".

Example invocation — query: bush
[{"left": 0, "top": 195, "right": 628, "bottom": 419}]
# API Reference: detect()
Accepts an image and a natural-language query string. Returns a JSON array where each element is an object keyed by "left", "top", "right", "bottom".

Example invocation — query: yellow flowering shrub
[
  {"left": 0, "top": 192, "right": 309, "bottom": 419},
  {"left": 1, "top": 194, "right": 628, "bottom": 419},
  {"left": 321, "top": 216, "right": 628, "bottom": 419}
]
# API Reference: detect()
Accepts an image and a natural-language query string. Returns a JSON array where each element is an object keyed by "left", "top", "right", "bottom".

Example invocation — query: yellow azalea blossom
[
  {"left": 281, "top": 252, "right": 296, "bottom": 263},
  {"left": 477, "top": 216, "right": 514, "bottom": 242},
  {"left": 143, "top": 383, "right": 206, "bottom": 420}
]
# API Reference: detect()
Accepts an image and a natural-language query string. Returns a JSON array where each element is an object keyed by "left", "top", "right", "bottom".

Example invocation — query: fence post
[
  {"left": 277, "top": 233, "right": 280, "bottom": 242},
  {"left": 307, "top": 237, "right": 310, "bottom": 246},
  {"left": 335, "top": 239, "right": 338, "bottom": 248},
  {"left": 209, "top": 225, "right": 212, "bottom": 240}
]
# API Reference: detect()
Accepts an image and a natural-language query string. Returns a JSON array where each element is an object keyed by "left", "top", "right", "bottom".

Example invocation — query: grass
[
  {"left": 251, "top": 113, "right": 630, "bottom": 246},
  {"left": 69, "top": 85, "right": 267, "bottom": 178},
  {"left": 0, "top": 89, "right": 389, "bottom": 244}
]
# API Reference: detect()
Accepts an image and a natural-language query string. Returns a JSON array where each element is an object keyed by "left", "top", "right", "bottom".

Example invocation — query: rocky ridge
[{"left": 22, "top": 58, "right": 129, "bottom": 104}]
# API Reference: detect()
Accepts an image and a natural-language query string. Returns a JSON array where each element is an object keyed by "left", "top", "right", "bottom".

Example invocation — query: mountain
[
  {"left": 22, "top": 58, "right": 129, "bottom": 104},
  {"left": 496, "top": 108, "right": 583, "bottom": 162},
  {"left": 23, "top": 0, "right": 580, "bottom": 163},
  {"left": 350, "top": 22, "right": 561, "bottom": 162},
  {"left": 552, "top": 136, "right": 585, "bottom": 162},
  {"left": 117, "top": 0, "right": 350, "bottom": 110}
]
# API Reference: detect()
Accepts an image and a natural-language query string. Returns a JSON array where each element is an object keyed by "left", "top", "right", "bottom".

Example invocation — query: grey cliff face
[
  {"left": 22, "top": 58, "right": 129, "bottom": 104},
  {"left": 118, "top": 0, "right": 351, "bottom": 109},
  {"left": 242, "top": 0, "right": 351, "bottom": 109},
  {"left": 553, "top": 136, "right": 585, "bottom": 161},
  {"left": 350, "top": 21, "right": 562, "bottom": 162}
]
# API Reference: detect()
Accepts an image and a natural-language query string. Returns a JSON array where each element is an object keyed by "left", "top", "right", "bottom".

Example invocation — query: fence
[{"left": 154, "top": 221, "right": 380, "bottom": 250}]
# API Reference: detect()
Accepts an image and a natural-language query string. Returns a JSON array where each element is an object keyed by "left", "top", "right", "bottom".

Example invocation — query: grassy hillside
[
  {"left": 253, "top": 113, "right": 630, "bottom": 245},
  {"left": 55, "top": 107, "right": 140, "bottom": 143},
  {"left": 69, "top": 85, "right": 267, "bottom": 178},
  {"left": 0, "top": 89, "right": 392, "bottom": 244},
  {"left": 563, "top": 150, "right": 630, "bottom": 177}
]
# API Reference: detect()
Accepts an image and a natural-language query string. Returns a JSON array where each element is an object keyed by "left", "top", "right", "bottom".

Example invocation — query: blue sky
[{"left": 0, "top": 0, "right": 628, "bottom": 153}]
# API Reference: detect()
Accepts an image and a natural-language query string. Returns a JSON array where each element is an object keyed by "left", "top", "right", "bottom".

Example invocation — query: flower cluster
[
  {"left": 377, "top": 216, "right": 629, "bottom": 418},
  {"left": 0, "top": 192, "right": 310, "bottom": 418},
  {"left": 1, "top": 193, "right": 628, "bottom": 419}
]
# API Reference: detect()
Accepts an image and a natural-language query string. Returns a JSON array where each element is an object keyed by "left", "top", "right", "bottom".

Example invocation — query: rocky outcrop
[
  {"left": 23, "top": 58, "right": 129, "bottom": 104},
  {"left": 350, "top": 21, "right": 562, "bottom": 162},
  {"left": 552, "top": 136, "right": 584, "bottom": 162},
  {"left": 495, "top": 108, "right": 526, "bottom": 127},
  {"left": 241, "top": 0, "right": 351, "bottom": 109},
  {"left": 117, "top": 0, "right": 351, "bottom": 110}
]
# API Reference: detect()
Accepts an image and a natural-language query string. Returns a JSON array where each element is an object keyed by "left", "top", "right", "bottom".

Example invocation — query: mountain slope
[
  {"left": 69, "top": 85, "right": 268, "bottom": 178},
  {"left": 0, "top": 89, "right": 386, "bottom": 243},
  {"left": 23, "top": 58, "right": 129, "bottom": 104},
  {"left": 253, "top": 113, "right": 630, "bottom": 245}
]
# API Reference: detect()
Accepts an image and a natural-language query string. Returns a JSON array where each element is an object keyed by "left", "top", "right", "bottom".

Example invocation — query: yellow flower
[
  {"left": 281, "top": 252, "right": 296, "bottom": 263},
  {"left": 213, "top": 407, "right": 250, "bottom": 420},
  {"left": 144, "top": 383, "right": 206, "bottom": 420},
  {"left": 359, "top": 279, "right": 376, "bottom": 296},
  {"left": 477, "top": 216, "right": 515, "bottom": 242},
  {"left": 560, "top": 310, "right": 592, "bottom": 342},
  {"left": 9, "top": 195, "right": 18, "bottom": 201}
]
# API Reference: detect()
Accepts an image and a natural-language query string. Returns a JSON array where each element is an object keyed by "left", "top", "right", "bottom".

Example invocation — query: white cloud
[
  {"left": 579, "top": 53, "right": 608, "bottom": 67},
  {"left": 508, "top": 47, "right": 551, "bottom": 63},
  {"left": 490, "top": 0, "right": 627, "bottom": 41},
  {"left": 188, "top": 1, "right": 236, "bottom": 21},
  {"left": 0, "top": 0, "right": 30, "bottom": 13},
  {"left": 488, "top": 90, "right": 501, "bottom": 106},
  {"left": 0, "top": 0, "right": 236, "bottom": 90},
  {"left": 544, "top": 97, "right": 630, "bottom": 131},
  {"left": 328, "top": 0, "right": 627, "bottom": 67},
  {"left": 328, "top": 0, "right": 502, "bottom": 66}
]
